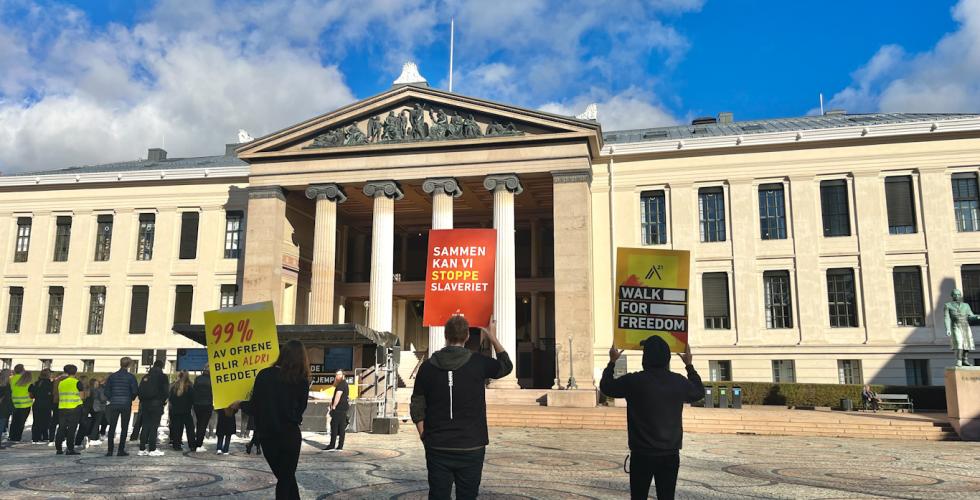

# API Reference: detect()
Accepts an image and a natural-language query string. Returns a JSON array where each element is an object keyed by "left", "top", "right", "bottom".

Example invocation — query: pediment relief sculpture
[{"left": 304, "top": 101, "right": 526, "bottom": 149}]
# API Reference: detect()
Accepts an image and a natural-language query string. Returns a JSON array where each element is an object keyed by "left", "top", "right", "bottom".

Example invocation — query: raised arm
[
  {"left": 677, "top": 345, "right": 705, "bottom": 402},
  {"left": 599, "top": 346, "right": 628, "bottom": 398}
]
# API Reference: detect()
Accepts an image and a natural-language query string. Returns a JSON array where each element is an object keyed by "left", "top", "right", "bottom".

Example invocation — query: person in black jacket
[
  {"left": 29, "top": 369, "right": 54, "bottom": 444},
  {"left": 410, "top": 315, "right": 513, "bottom": 500},
  {"left": 600, "top": 336, "right": 704, "bottom": 500},
  {"left": 323, "top": 370, "right": 349, "bottom": 451},
  {"left": 104, "top": 357, "right": 138, "bottom": 456},
  {"left": 232, "top": 339, "right": 310, "bottom": 500},
  {"left": 137, "top": 360, "right": 169, "bottom": 456},
  {"left": 0, "top": 369, "right": 12, "bottom": 449},
  {"left": 168, "top": 371, "right": 195, "bottom": 451},
  {"left": 192, "top": 368, "right": 213, "bottom": 451}
]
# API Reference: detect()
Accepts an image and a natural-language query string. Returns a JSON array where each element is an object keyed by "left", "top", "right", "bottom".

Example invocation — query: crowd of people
[{"left": 1, "top": 315, "right": 703, "bottom": 499}]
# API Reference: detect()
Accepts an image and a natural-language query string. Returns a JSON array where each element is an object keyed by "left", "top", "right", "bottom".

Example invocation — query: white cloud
[
  {"left": 539, "top": 87, "right": 679, "bottom": 131},
  {"left": 827, "top": 0, "right": 980, "bottom": 113}
]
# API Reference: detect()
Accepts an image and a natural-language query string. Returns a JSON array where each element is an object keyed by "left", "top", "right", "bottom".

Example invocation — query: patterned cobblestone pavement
[{"left": 0, "top": 427, "right": 977, "bottom": 499}]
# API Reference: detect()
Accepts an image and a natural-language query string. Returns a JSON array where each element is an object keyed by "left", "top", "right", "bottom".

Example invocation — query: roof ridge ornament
[
  {"left": 576, "top": 103, "right": 598, "bottom": 121},
  {"left": 393, "top": 62, "right": 428, "bottom": 87}
]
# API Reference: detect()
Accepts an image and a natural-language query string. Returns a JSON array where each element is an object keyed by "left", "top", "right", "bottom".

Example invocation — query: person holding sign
[
  {"left": 600, "top": 337, "right": 704, "bottom": 500},
  {"left": 410, "top": 314, "right": 513, "bottom": 500},
  {"left": 230, "top": 339, "right": 310, "bottom": 500}
]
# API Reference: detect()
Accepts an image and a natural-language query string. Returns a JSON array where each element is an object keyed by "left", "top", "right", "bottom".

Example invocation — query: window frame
[
  {"left": 639, "top": 190, "right": 668, "bottom": 246},
  {"left": 219, "top": 284, "right": 239, "bottom": 309},
  {"left": 961, "top": 264, "right": 980, "bottom": 313},
  {"left": 698, "top": 186, "right": 727, "bottom": 243},
  {"left": 892, "top": 266, "right": 925, "bottom": 327},
  {"left": 52, "top": 215, "right": 72, "bottom": 262},
  {"left": 758, "top": 182, "right": 787, "bottom": 240},
  {"left": 708, "top": 360, "right": 733, "bottom": 382},
  {"left": 904, "top": 359, "right": 930, "bottom": 386},
  {"left": 6, "top": 287, "right": 24, "bottom": 334},
  {"left": 837, "top": 359, "right": 863, "bottom": 385},
  {"left": 94, "top": 214, "right": 113, "bottom": 261},
  {"left": 136, "top": 212, "right": 156, "bottom": 261},
  {"left": 82, "top": 359, "right": 95, "bottom": 373},
  {"left": 701, "top": 272, "right": 731, "bottom": 330},
  {"left": 46, "top": 286, "right": 65, "bottom": 334},
  {"left": 884, "top": 175, "right": 918, "bottom": 235},
  {"left": 173, "top": 284, "right": 194, "bottom": 325},
  {"left": 952, "top": 172, "right": 980, "bottom": 232},
  {"left": 129, "top": 285, "right": 150, "bottom": 334},
  {"left": 224, "top": 211, "right": 244, "bottom": 259},
  {"left": 771, "top": 359, "right": 796, "bottom": 383},
  {"left": 14, "top": 217, "right": 31, "bottom": 262},
  {"left": 178, "top": 211, "right": 200, "bottom": 260},
  {"left": 819, "top": 179, "right": 852, "bottom": 237},
  {"left": 87, "top": 285, "right": 107, "bottom": 335},
  {"left": 826, "top": 268, "right": 859, "bottom": 328},
  {"left": 763, "top": 270, "right": 793, "bottom": 329}
]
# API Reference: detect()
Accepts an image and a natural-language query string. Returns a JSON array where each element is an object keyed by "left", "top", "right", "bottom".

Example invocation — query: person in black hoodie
[
  {"left": 137, "top": 360, "right": 169, "bottom": 456},
  {"left": 599, "top": 336, "right": 704, "bottom": 500},
  {"left": 192, "top": 368, "right": 213, "bottom": 451},
  {"left": 29, "top": 369, "right": 54, "bottom": 444},
  {"left": 410, "top": 315, "right": 512, "bottom": 500}
]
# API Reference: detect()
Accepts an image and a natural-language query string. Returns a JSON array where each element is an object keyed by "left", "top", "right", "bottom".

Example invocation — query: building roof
[
  {"left": 17, "top": 153, "right": 247, "bottom": 177},
  {"left": 602, "top": 113, "right": 980, "bottom": 145}
]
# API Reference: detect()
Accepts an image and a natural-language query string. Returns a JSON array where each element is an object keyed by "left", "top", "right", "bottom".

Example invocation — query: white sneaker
[
  {"left": 32, "top": 441, "right": 39, "bottom": 444},
  {"left": 148, "top": 450, "right": 164, "bottom": 457},
  {"left": 48, "top": 441, "right": 55, "bottom": 447},
  {"left": 89, "top": 440, "right": 102, "bottom": 446},
  {"left": 138, "top": 450, "right": 149, "bottom": 456}
]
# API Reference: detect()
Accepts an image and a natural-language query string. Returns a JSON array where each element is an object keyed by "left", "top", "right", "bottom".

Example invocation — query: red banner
[{"left": 422, "top": 229, "right": 496, "bottom": 328}]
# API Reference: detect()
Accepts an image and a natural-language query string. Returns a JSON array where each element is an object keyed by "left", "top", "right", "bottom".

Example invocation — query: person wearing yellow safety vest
[
  {"left": 8, "top": 365, "right": 34, "bottom": 442},
  {"left": 54, "top": 364, "right": 85, "bottom": 456}
]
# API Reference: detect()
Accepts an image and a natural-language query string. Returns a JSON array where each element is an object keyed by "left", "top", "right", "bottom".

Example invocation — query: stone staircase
[{"left": 484, "top": 405, "right": 959, "bottom": 441}]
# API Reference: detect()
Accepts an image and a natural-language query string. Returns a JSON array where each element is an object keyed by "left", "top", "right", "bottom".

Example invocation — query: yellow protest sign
[
  {"left": 614, "top": 247, "right": 690, "bottom": 352},
  {"left": 204, "top": 301, "right": 280, "bottom": 409}
]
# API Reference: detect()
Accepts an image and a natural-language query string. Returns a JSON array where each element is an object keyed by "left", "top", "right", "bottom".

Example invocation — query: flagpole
[{"left": 449, "top": 17, "right": 455, "bottom": 92}]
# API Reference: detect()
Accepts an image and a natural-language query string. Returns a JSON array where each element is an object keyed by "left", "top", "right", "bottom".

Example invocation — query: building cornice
[
  {"left": 599, "top": 117, "right": 980, "bottom": 158},
  {"left": 0, "top": 166, "right": 250, "bottom": 188}
]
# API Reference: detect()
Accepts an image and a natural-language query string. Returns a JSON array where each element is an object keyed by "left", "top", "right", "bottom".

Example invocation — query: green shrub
[{"left": 699, "top": 381, "right": 946, "bottom": 411}]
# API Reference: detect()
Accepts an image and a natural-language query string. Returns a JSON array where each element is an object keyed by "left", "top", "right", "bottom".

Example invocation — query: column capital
[
  {"left": 552, "top": 169, "right": 592, "bottom": 185},
  {"left": 248, "top": 186, "right": 287, "bottom": 201},
  {"left": 363, "top": 180, "right": 404, "bottom": 200},
  {"left": 483, "top": 174, "right": 523, "bottom": 194},
  {"left": 422, "top": 177, "right": 463, "bottom": 197},
  {"left": 305, "top": 183, "right": 347, "bottom": 203}
]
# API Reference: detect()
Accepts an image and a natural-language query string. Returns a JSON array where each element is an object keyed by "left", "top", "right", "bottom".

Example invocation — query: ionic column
[
  {"left": 422, "top": 178, "right": 463, "bottom": 354},
  {"left": 364, "top": 181, "right": 404, "bottom": 333},
  {"left": 484, "top": 174, "right": 523, "bottom": 388},
  {"left": 305, "top": 184, "right": 346, "bottom": 324}
]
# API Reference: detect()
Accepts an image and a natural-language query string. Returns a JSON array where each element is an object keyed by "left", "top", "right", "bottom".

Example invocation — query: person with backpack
[
  {"left": 600, "top": 337, "right": 705, "bottom": 500},
  {"left": 137, "top": 360, "right": 169, "bottom": 457},
  {"left": 29, "top": 369, "right": 54, "bottom": 444},
  {"left": 104, "top": 357, "right": 138, "bottom": 456},
  {"left": 410, "top": 315, "right": 513, "bottom": 500},
  {"left": 192, "top": 368, "right": 213, "bottom": 451}
]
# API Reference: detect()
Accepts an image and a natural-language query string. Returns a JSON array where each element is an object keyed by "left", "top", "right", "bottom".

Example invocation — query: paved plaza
[{"left": 0, "top": 427, "right": 978, "bottom": 499}]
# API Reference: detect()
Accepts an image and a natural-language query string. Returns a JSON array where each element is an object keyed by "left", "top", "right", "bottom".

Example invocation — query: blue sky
[{"left": 0, "top": 0, "right": 976, "bottom": 173}]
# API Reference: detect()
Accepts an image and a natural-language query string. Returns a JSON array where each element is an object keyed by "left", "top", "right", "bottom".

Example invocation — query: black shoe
[
  {"left": 322, "top": 445, "right": 334, "bottom": 451},
  {"left": 66, "top": 450, "right": 80, "bottom": 456},
  {"left": 105, "top": 450, "right": 114, "bottom": 457},
  {"left": 245, "top": 444, "right": 252, "bottom": 454},
  {"left": 117, "top": 450, "right": 129, "bottom": 457},
  {"left": 56, "top": 450, "right": 64, "bottom": 455}
]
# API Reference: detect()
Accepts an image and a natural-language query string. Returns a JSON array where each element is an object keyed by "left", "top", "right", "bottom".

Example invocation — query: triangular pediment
[{"left": 237, "top": 85, "right": 602, "bottom": 159}]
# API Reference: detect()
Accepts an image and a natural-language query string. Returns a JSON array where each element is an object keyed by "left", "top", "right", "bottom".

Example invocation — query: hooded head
[{"left": 641, "top": 336, "right": 671, "bottom": 371}]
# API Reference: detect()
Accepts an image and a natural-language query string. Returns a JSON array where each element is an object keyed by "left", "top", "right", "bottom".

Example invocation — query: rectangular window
[
  {"left": 961, "top": 264, "right": 980, "bottom": 312},
  {"left": 893, "top": 266, "right": 925, "bottom": 327},
  {"left": 820, "top": 180, "right": 851, "bottom": 237},
  {"left": 885, "top": 176, "right": 917, "bottom": 234},
  {"left": 179, "top": 212, "right": 199, "bottom": 260},
  {"left": 0, "top": 358, "right": 10, "bottom": 370},
  {"left": 173, "top": 285, "right": 194, "bottom": 325},
  {"left": 46, "top": 286, "right": 64, "bottom": 334},
  {"left": 82, "top": 359, "right": 95, "bottom": 373},
  {"left": 709, "top": 360, "right": 732, "bottom": 382},
  {"left": 699, "top": 187, "right": 726, "bottom": 242},
  {"left": 14, "top": 217, "right": 31, "bottom": 262},
  {"left": 771, "top": 360, "right": 796, "bottom": 383},
  {"left": 87, "top": 286, "right": 106, "bottom": 335},
  {"left": 129, "top": 285, "right": 149, "bottom": 334},
  {"left": 53, "top": 216, "right": 72, "bottom": 261},
  {"left": 837, "top": 359, "right": 863, "bottom": 385},
  {"left": 40, "top": 359, "right": 52, "bottom": 370},
  {"left": 952, "top": 173, "right": 980, "bottom": 232},
  {"left": 764, "top": 271, "right": 793, "bottom": 329},
  {"left": 758, "top": 183, "right": 787, "bottom": 240},
  {"left": 137, "top": 213, "right": 155, "bottom": 261},
  {"left": 640, "top": 191, "right": 667, "bottom": 245},
  {"left": 220, "top": 284, "right": 239, "bottom": 309},
  {"left": 224, "top": 211, "right": 244, "bottom": 258},
  {"left": 702, "top": 272, "right": 730, "bottom": 329},
  {"left": 6, "top": 287, "right": 23, "bottom": 334},
  {"left": 827, "top": 268, "right": 858, "bottom": 328},
  {"left": 94, "top": 214, "right": 113, "bottom": 261},
  {"left": 905, "top": 359, "right": 930, "bottom": 385}
]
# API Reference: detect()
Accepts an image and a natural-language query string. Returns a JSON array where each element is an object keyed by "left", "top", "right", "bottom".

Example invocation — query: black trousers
[
  {"left": 87, "top": 411, "right": 104, "bottom": 440},
  {"left": 328, "top": 410, "right": 347, "bottom": 449},
  {"left": 130, "top": 409, "right": 142, "bottom": 440},
  {"left": 105, "top": 405, "right": 131, "bottom": 451},
  {"left": 31, "top": 406, "right": 53, "bottom": 442},
  {"left": 171, "top": 412, "right": 195, "bottom": 449},
  {"left": 193, "top": 405, "right": 213, "bottom": 448},
  {"left": 55, "top": 407, "right": 82, "bottom": 452},
  {"left": 424, "top": 447, "right": 486, "bottom": 500},
  {"left": 8, "top": 407, "right": 30, "bottom": 441},
  {"left": 75, "top": 409, "right": 93, "bottom": 446},
  {"left": 629, "top": 452, "right": 680, "bottom": 500},
  {"left": 139, "top": 406, "right": 163, "bottom": 452},
  {"left": 260, "top": 425, "right": 302, "bottom": 500}
]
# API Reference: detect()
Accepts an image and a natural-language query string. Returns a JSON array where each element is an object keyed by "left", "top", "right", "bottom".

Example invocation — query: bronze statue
[
  {"left": 382, "top": 111, "right": 400, "bottom": 141},
  {"left": 449, "top": 111, "right": 465, "bottom": 138},
  {"left": 945, "top": 289, "right": 977, "bottom": 366},
  {"left": 429, "top": 108, "right": 450, "bottom": 139},
  {"left": 462, "top": 114, "right": 482, "bottom": 138},
  {"left": 343, "top": 123, "right": 367, "bottom": 146},
  {"left": 367, "top": 116, "right": 381, "bottom": 142},
  {"left": 409, "top": 103, "right": 428, "bottom": 139}
]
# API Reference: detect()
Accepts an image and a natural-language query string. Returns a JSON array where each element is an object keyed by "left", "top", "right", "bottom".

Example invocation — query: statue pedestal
[
  {"left": 546, "top": 389, "right": 597, "bottom": 408},
  {"left": 945, "top": 366, "right": 980, "bottom": 441}
]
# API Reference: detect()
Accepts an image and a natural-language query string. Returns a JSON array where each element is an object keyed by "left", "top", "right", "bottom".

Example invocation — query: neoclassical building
[{"left": 3, "top": 67, "right": 980, "bottom": 391}]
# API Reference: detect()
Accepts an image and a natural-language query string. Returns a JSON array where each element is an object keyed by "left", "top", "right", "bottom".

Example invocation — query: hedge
[{"left": 698, "top": 381, "right": 947, "bottom": 411}]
